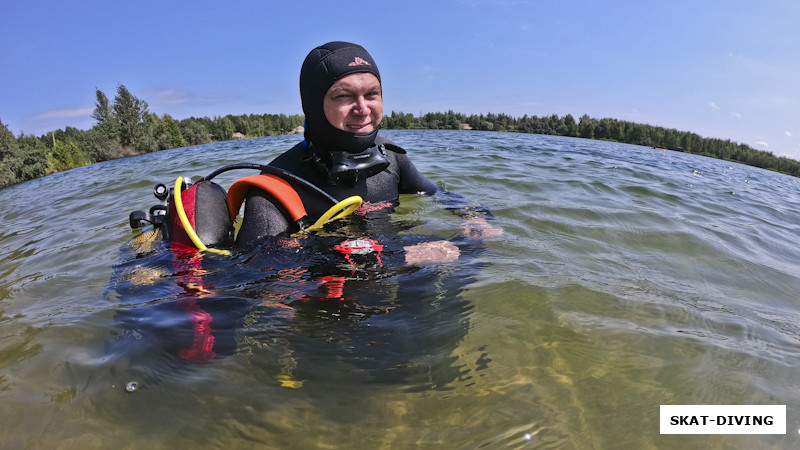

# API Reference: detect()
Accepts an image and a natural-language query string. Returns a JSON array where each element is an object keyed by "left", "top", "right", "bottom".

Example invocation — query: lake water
[{"left": 1, "top": 130, "right": 800, "bottom": 448}]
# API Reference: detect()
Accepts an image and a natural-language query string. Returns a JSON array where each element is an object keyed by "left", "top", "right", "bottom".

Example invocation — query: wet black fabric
[
  {"left": 236, "top": 135, "right": 438, "bottom": 246},
  {"left": 190, "top": 181, "right": 231, "bottom": 246}
]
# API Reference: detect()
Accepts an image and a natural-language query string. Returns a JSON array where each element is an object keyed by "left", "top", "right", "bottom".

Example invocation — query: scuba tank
[
  {"left": 128, "top": 164, "right": 363, "bottom": 252},
  {"left": 129, "top": 177, "right": 230, "bottom": 248}
]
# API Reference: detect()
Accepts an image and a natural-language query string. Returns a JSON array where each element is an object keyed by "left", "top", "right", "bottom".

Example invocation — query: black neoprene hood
[{"left": 300, "top": 41, "right": 382, "bottom": 153}]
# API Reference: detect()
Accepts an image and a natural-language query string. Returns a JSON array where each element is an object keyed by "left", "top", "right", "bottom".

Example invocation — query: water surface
[{"left": 1, "top": 130, "right": 799, "bottom": 448}]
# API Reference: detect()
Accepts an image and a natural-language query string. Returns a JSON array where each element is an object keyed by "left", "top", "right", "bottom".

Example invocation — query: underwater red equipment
[{"left": 334, "top": 238, "right": 384, "bottom": 267}]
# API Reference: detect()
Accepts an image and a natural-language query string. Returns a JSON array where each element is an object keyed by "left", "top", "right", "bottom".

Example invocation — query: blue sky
[{"left": 2, "top": 0, "right": 799, "bottom": 160}]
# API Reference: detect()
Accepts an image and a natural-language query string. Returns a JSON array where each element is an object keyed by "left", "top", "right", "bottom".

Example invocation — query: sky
[{"left": 2, "top": 0, "right": 799, "bottom": 160}]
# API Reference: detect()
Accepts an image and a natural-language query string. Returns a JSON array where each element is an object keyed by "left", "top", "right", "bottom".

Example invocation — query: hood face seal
[{"left": 300, "top": 41, "right": 382, "bottom": 153}]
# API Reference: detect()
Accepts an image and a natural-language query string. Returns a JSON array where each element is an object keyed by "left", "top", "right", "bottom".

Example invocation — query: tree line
[
  {"left": 382, "top": 111, "right": 800, "bottom": 177},
  {"left": 0, "top": 84, "right": 304, "bottom": 188},
  {"left": 2, "top": 86, "right": 799, "bottom": 189}
]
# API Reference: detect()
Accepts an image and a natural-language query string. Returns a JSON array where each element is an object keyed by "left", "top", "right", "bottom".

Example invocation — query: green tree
[
  {"left": 212, "top": 116, "right": 235, "bottom": 140},
  {"left": 0, "top": 119, "right": 19, "bottom": 186},
  {"left": 0, "top": 121, "right": 48, "bottom": 186},
  {"left": 77, "top": 128, "right": 118, "bottom": 162},
  {"left": 631, "top": 124, "right": 650, "bottom": 146},
  {"left": 164, "top": 114, "right": 186, "bottom": 148},
  {"left": 113, "top": 84, "right": 151, "bottom": 150},
  {"left": 232, "top": 115, "right": 251, "bottom": 136},
  {"left": 179, "top": 118, "right": 212, "bottom": 146},
  {"left": 47, "top": 139, "right": 93, "bottom": 172},
  {"left": 578, "top": 114, "right": 595, "bottom": 139},
  {"left": 563, "top": 114, "right": 578, "bottom": 137},
  {"left": 15, "top": 134, "right": 49, "bottom": 180},
  {"left": 153, "top": 114, "right": 186, "bottom": 150},
  {"left": 92, "top": 88, "right": 118, "bottom": 140}
]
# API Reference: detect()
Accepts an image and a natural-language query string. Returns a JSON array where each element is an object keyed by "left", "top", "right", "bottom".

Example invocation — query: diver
[
  {"left": 224, "top": 42, "right": 501, "bottom": 390},
  {"left": 236, "top": 41, "right": 502, "bottom": 259},
  {"left": 116, "top": 42, "right": 501, "bottom": 392}
]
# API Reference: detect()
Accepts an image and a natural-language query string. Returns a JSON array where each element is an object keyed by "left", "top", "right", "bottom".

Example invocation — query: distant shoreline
[
  {"left": 380, "top": 111, "right": 800, "bottom": 178},
  {"left": 2, "top": 87, "right": 799, "bottom": 189}
]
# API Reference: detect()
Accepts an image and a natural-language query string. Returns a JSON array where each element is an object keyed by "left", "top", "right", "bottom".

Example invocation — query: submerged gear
[
  {"left": 334, "top": 238, "right": 384, "bottom": 267},
  {"left": 300, "top": 41, "right": 381, "bottom": 153}
]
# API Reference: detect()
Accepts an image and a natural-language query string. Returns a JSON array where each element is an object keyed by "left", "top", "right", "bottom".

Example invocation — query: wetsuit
[{"left": 236, "top": 135, "right": 438, "bottom": 245}]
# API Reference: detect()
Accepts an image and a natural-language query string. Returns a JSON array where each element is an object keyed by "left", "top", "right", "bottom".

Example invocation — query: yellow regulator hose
[
  {"left": 173, "top": 177, "right": 230, "bottom": 255},
  {"left": 294, "top": 195, "right": 363, "bottom": 236}
]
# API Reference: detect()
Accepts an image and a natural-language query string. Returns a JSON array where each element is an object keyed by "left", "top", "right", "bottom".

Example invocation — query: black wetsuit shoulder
[{"left": 236, "top": 135, "right": 438, "bottom": 246}]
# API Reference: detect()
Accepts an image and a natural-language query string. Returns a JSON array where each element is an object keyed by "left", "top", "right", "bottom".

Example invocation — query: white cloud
[
  {"left": 786, "top": 131, "right": 793, "bottom": 137},
  {"left": 142, "top": 88, "right": 190, "bottom": 107},
  {"left": 414, "top": 66, "right": 439, "bottom": 80},
  {"left": 140, "top": 87, "right": 239, "bottom": 112},
  {"left": 709, "top": 102, "right": 720, "bottom": 110},
  {"left": 30, "top": 106, "right": 94, "bottom": 121},
  {"left": 755, "top": 141, "right": 769, "bottom": 148},
  {"left": 730, "top": 112, "right": 742, "bottom": 119}
]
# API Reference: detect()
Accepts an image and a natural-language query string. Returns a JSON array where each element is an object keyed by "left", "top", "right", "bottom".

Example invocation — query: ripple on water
[{"left": 2, "top": 130, "right": 800, "bottom": 448}]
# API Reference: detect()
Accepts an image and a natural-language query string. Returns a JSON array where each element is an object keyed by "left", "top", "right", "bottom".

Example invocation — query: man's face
[{"left": 323, "top": 73, "right": 383, "bottom": 134}]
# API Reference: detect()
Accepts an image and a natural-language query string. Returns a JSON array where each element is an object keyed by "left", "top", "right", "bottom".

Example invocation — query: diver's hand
[
  {"left": 461, "top": 216, "right": 503, "bottom": 238},
  {"left": 404, "top": 240, "right": 460, "bottom": 265}
]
